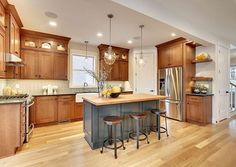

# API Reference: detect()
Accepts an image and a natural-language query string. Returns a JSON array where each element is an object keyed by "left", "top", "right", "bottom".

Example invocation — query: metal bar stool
[
  {"left": 100, "top": 116, "right": 125, "bottom": 159},
  {"left": 150, "top": 109, "right": 169, "bottom": 140},
  {"left": 128, "top": 112, "right": 149, "bottom": 149}
]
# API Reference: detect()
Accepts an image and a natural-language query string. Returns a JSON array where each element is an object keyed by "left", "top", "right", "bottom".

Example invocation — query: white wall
[{"left": 129, "top": 47, "right": 157, "bottom": 94}]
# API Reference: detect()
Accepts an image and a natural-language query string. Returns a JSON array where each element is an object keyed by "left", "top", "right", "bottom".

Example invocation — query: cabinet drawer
[
  {"left": 187, "top": 96, "right": 203, "bottom": 103},
  {"left": 58, "top": 95, "right": 74, "bottom": 101}
]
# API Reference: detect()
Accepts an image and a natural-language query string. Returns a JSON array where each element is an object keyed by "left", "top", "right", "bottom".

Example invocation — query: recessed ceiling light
[
  {"left": 127, "top": 40, "right": 133, "bottom": 44},
  {"left": 45, "top": 11, "right": 58, "bottom": 19},
  {"left": 97, "top": 33, "right": 103, "bottom": 37},
  {"left": 171, "top": 33, "right": 176, "bottom": 37},
  {"left": 49, "top": 21, "right": 57, "bottom": 27}
]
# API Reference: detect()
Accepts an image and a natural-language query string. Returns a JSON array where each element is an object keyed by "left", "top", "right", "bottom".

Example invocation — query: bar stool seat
[
  {"left": 104, "top": 116, "right": 122, "bottom": 125},
  {"left": 151, "top": 109, "right": 166, "bottom": 115},
  {"left": 150, "top": 109, "right": 169, "bottom": 140},
  {"left": 100, "top": 116, "right": 125, "bottom": 159},
  {"left": 130, "top": 113, "right": 147, "bottom": 120}
]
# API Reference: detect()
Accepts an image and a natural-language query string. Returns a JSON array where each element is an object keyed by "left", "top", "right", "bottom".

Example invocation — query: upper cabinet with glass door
[{"left": 21, "top": 29, "right": 70, "bottom": 54}]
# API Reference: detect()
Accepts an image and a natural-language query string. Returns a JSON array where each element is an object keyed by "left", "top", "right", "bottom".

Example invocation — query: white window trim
[{"left": 69, "top": 49, "right": 99, "bottom": 88}]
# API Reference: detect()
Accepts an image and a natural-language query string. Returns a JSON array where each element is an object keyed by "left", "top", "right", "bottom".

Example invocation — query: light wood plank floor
[{"left": 1, "top": 117, "right": 236, "bottom": 167}]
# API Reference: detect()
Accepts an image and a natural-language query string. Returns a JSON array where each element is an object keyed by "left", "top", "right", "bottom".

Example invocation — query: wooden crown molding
[
  {"left": 98, "top": 44, "right": 129, "bottom": 52},
  {"left": 6, "top": 4, "right": 23, "bottom": 27},
  {"left": 155, "top": 37, "right": 187, "bottom": 48},
  {"left": 21, "top": 29, "right": 71, "bottom": 42}
]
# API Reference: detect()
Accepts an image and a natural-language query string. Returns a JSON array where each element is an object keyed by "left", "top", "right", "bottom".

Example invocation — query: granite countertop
[
  {"left": 0, "top": 99, "right": 26, "bottom": 105},
  {"left": 186, "top": 93, "right": 214, "bottom": 96},
  {"left": 82, "top": 93, "right": 166, "bottom": 106}
]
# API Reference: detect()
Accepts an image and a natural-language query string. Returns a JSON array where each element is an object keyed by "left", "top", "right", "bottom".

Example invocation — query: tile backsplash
[
  {"left": 6, "top": 79, "right": 79, "bottom": 95},
  {"left": 2, "top": 79, "right": 127, "bottom": 95},
  {"left": 0, "top": 79, "right": 7, "bottom": 95}
]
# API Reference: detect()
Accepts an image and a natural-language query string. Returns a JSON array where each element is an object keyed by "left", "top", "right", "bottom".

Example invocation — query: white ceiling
[
  {"left": 113, "top": 0, "right": 236, "bottom": 46},
  {"left": 8, "top": 0, "right": 211, "bottom": 49}
]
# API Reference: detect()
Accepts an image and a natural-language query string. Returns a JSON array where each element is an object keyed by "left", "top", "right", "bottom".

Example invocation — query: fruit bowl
[{"left": 110, "top": 92, "right": 120, "bottom": 98}]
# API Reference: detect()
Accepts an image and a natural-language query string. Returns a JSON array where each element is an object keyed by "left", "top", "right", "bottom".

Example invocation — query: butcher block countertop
[{"left": 82, "top": 93, "right": 166, "bottom": 106}]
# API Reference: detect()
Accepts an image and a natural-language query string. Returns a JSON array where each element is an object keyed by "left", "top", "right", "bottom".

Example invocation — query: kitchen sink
[{"left": 76, "top": 93, "right": 98, "bottom": 103}]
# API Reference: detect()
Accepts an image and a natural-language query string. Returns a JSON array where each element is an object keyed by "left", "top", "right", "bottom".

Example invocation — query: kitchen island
[{"left": 82, "top": 94, "right": 166, "bottom": 149}]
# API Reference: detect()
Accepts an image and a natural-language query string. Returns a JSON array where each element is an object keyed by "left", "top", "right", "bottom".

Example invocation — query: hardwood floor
[{"left": 1, "top": 117, "right": 236, "bottom": 167}]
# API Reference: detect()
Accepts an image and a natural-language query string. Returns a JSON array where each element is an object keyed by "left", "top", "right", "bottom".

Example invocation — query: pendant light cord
[{"left": 109, "top": 17, "right": 111, "bottom": 46}]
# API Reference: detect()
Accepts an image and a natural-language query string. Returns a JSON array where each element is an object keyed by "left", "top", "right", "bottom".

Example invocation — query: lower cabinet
[
  {"left": 35, "top": 96, "right": 58, "bottom": 124},
  {"left": 58, "top": 96, "right": 74, "bottom": 122},
  {"left": 71, "top": 102, "right": 83, "bottom": 121},
  {"left": 0, "top": 103, "right": 25, "bottom": 158},
  {"left": 186, "top": 95, "right": 212, "bottom": 124},
  {"left": 33, "top": 95, "right": 83, "bottom": 126}
]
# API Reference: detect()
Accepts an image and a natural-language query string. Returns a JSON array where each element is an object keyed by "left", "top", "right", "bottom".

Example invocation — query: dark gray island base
[{"left": 82, "top": 94, "right": 166, "bottom": 149}]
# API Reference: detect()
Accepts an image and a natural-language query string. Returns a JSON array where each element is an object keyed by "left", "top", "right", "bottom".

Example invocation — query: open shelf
[
  {"left": 192, "top": 59, "right": 213, "bottom": 64},
  {"left": 192, "top": 77, "right": 213, "bottom": 81}
]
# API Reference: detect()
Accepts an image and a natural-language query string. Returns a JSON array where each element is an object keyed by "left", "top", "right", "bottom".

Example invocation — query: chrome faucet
[{"left": 84, "top": 82, "right": 88, "bottom": 88}]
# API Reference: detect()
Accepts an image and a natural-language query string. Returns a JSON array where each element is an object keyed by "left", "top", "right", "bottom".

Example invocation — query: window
[{"left": 70, "top": 50, "right": 97, "bottom": 88}]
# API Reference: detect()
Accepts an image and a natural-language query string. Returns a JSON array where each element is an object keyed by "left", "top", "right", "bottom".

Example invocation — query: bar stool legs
[
  {"left": 128, "top": 113, "right": 149, "bottom": 149},
  {"left": 151, "top": 109, "right": 169, "bottom": 140},
  {"left": 100, "top": 116, "right": 125, "bottom": 159}
]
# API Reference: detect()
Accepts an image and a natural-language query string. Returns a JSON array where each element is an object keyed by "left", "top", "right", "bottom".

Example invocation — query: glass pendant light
[
  {"left": 104, "top": 14, "right": 117, "bottom": 65},
  {"left": 139, "top": 25, "right": 144, "bottom": 64}
]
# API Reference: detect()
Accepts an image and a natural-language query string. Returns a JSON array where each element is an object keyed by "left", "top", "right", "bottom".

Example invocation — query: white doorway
[
  {"left": 217, "top": 45, "right": 230, "bottom": 121},
  {"left": 134, "top": 53, "right": 156, "bottom": 94}
]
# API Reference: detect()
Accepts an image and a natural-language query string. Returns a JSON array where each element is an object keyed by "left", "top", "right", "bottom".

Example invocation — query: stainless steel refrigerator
[{"left": 158, "top": 67, "right": 183, "bottom": 121}]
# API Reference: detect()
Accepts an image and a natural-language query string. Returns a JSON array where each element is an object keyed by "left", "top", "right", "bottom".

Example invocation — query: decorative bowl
[{"left": 110, "top": 92, "right": 120, "bottom": 98}]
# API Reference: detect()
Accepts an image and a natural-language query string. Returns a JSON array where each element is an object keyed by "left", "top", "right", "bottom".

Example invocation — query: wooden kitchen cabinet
[
  {"left": 5, "top": 5, "right": 23, "bottom": 79},
  {"left": 119, "top": 61, "right": 128, "bottom": 81},
  {"left": 33, "top": 95, "right": 83, "bottom": 126},
  {"left": 35, "top": 96, "right": 58, "bottom": 124},
  {"left": 72, "top": 102, "right": 84, "bottom": 121},
  {"left": 21, "top": 50, "right": 38, "bottom": 79},
  {"left": 0, "top": 27, "right": 5, "bottom": 78},
  {"left": 98, "top": 44, "right": 129, "bottom": 81},
  {"left": 186, "top": 95, "right": 212, "bottom": 124},
  {"left": 0, "top": 2, "right": 5, "bottom": 30},
  {"left": 0, "top": 103, "right": 25, "bottom": 158},
  {"left": 109, "top": 61, "right": 120, "bottom": 81},
  {"left": 53, "top": 53, "right": 68, "bottom": 80},
  {"left": 10, "top": 14, "right": 20, "bottom": 55},
  {"left": 58, "top": 96, "right": 74, "bottom": 122},
  {"left": 21, "top": 50, "right": 57, "bottom": 80},
  {"left": 38, "top": 51, "right": 54, "bottom": 79},
  {"left": 157, "top": 43, "right": 183, "bottom": 69},
  {"left": 20, "top": 29, "right": 70, "bottom": 80}
]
